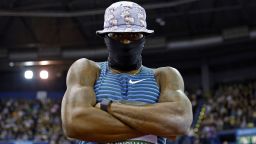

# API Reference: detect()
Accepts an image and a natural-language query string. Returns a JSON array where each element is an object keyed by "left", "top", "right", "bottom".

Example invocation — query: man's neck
[{"left": 109, "top": 67, "right": 141, "bottom": 75}]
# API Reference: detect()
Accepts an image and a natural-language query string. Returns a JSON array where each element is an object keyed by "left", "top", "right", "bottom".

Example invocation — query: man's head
[{"left": 96, "top": 1, "right": 153, "bottom": 71}]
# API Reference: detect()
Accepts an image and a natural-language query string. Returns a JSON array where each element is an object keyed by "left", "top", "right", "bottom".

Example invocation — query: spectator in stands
[
  {"left": 0, "top": 98, "right": 72, "bottom": 144},
  {"left": 199, "top": 81, "right": 256, "bottom": 143}
]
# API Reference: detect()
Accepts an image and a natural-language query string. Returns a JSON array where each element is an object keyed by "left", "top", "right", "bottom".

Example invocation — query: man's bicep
[
  {"left": 62, "top": 84, "right": 97, "bottom": 127},
  {"left": 65, "top": 58, "right": 99, "bottom": 105},
  {"left": 158, "top": 67, "right": 193, "bottom": 129},
  {"left": 159, "top": 89, "right": 187, "bottom": 103},
  {"left": 66, "top": 85, "right": 96, "bottom": 107},
  {"left": 157, "top": 67, "right": 186, "bottom": 103},
  {"left": 158, "top": 67, "right": 192, "bottom": 114},
  {"left": 62, "top": 59, "right": 98, "bottom": 125}
]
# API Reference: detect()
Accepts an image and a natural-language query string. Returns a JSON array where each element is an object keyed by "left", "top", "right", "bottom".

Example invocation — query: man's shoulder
[
  {"left": 154, "top": 66, "right": 184, "bottom": 91},
  {"left": 72, "top": 58, "right": 100, "bottom": 69},
  {"left": 69, "top": 58, "right": 101, "bottom": 75},
  {"left": 66, "top": 58, "right": 101, "bottom": 87},
  {"left": 154, "top": 66, "right": 181, "bottom": 77}
]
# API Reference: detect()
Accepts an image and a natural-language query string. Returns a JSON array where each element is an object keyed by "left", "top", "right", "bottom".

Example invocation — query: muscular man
[{"left": 61, "top": 1, "right": 193, "bottom": 144}]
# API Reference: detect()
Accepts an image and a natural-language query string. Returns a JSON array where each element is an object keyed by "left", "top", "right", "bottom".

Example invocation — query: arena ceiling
[{"left": 0, "top": 0, "right": 256, "bottom": 74}]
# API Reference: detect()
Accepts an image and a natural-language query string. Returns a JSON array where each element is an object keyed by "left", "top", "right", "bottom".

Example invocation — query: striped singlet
[{"left": 77, "top": 62, "right": 166, "bottom": 144}]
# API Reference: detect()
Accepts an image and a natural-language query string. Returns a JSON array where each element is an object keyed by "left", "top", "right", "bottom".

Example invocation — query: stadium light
[
  {"left": 39, "top": 61, "right": 49, "bottom": 66},
  {"left": 40, "top": 70, "right": 48, "bottom": 79},
  {"left": 24, "top": 61, "right": 35, "bottom": 66},
  {"left": 24, "top": 70, "right": 33, "bottom": 79}
]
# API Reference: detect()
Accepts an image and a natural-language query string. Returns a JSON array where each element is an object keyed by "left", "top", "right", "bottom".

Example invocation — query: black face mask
[{"left": 104, "top": 36, "right": 145, "bottom": 71}]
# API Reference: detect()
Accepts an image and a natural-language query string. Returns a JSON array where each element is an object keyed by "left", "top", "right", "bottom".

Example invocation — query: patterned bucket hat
[{"left": 96, "top": 1, "right": 154, "bottom": 37}]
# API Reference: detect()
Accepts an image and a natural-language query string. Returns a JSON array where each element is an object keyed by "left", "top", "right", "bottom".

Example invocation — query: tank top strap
[
  {"left": 97, "top": 61, "right": 108, "bottom": 76},
  {"left": 140, "top": 66, "right": 155, "bottom": 75}
]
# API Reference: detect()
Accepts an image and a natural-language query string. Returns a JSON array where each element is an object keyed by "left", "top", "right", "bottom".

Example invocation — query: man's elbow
[
  {"left": 165, "top": 114, "right": 192, "bottom": 135},
  {"left": 63, "top": 120, "right": 90, "bottom": 140},
  {"left": 62, "top": 109, "right": 93, "bottom": 140},
  {"left": 62, "top": 122, "right": 77, "bottom": 139},
  {"left": 61, "top": 113, "right": 76, "bottom": 138},
  {"left": 176, "top": 99, "right": 193, "bottom": 135},
  {"left": 175, "top": 124, "right": 190, "bottom": 135},
  {"left": 176, "top": 114, "right": 193, "bottom": 135},
  {"left": 62, "top": 111, "right": 82, "bottom": 139}
]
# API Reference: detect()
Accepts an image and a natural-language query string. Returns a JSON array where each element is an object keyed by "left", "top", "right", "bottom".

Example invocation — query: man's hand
[{"left": 95, "top": 102, "right": 101, "bottom": 109}]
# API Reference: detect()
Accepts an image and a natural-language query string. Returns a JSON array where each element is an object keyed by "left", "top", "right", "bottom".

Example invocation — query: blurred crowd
[
  {"left": 198, "top": 81, "right": 256, "bottom": 143},
  {"left": 0, "top": 81, "right": 255, "bottom": 144},
  {"left": 0, "top": 98, "right": 72, "bottom": 144}
]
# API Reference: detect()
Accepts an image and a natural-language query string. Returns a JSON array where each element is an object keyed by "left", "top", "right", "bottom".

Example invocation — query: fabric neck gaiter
[{"left": 104, "top": 37, "right": 145, "bottom": 71}]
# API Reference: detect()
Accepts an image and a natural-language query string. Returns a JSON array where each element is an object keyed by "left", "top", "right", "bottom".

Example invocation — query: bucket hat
[{"left": 96, "top": 1, "right": 154, "bottom": 37}]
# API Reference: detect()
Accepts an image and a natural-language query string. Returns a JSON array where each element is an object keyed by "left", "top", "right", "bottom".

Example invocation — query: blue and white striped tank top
[{"left": 78, "top": 61, "right": 166, "bottom": 144}]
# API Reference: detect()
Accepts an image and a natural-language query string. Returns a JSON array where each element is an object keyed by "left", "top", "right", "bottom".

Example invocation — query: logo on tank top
[{"left": 129, "top": 79, "right": 147, "bottom": 84}]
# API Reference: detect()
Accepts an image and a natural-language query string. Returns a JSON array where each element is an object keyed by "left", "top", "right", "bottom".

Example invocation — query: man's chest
[{"left": 94, "top": 74, "right": 160, "bottom": 103}]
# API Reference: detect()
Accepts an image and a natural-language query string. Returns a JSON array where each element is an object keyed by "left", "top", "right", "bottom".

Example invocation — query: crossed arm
[
  {"left": 61, "top": 58, "right": 143, "bottom": 142},
  {"left": 104, "top": 67, "right": 193, "bottom": 138},
  {"left": 61, "top": 58, "right": 193, "bottom": 142}
]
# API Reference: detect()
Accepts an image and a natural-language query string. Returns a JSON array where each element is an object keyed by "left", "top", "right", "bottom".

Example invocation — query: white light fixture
[
  {"left": 24, "top": 61, "right": 34, "bottom": 66},
  {"left": 40, "top": 70, "right": 48, "bottom": 79},
  {"left": 39, "top": 61, "right": 49, "bottom": 66},
  {"left": 9, "top": 62, "right": 14, "bottom": 67},
  {"left": 24, "top": 70, "right": 33, "bottom": 79}
]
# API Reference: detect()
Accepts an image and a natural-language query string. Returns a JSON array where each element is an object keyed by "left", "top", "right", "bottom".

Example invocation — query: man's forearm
[
  {"left": 108, "top": 102, "right": 188, "bottom": 137},
  {"left": 67, "top": 107, "right": 144, "bottom": 142}
]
